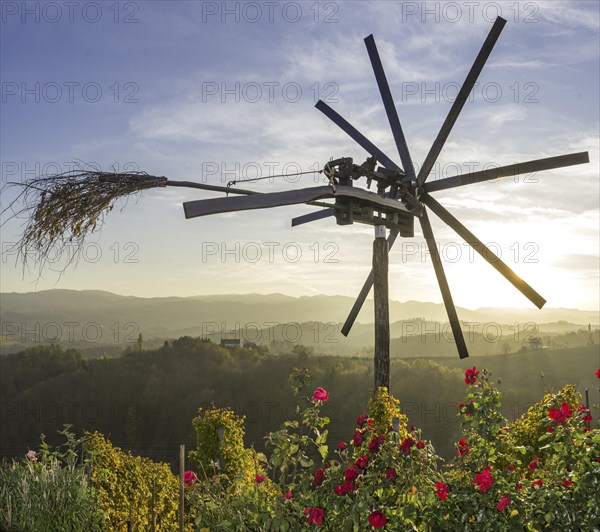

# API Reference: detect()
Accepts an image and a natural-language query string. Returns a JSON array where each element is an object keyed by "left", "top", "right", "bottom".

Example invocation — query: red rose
[
  {"left": 497, "top": 495, "right": 510, "bottom": 511},
  {"left": 353, "top": 429, "right": 365, "bottom": 447},
  {"left": 368, "top": 510, "right": 387, "bottom": 528},
  {"left": 596, "top": 368, "right": 600, "bottom": 378},
  {"left": 355, "top": 455, "right": 369, "bottom": 470},
  {"left": 528, "top": 457, "right": 541, "bottom": 471},
  {"left": 345, "top": 465, "right": 360, "bottom": 481},
  {"left": 368, "top": 434, "right": 386, "bottom": 454},
  {"left": 312, "top": 387, "right": 329, "bottom": 402},
  {"left": 578, "top": 405, "right": 593, "bottom": 425},
  {"left": 334, "top": 480, "right": 357, "bottom": 496},
  {"left": 562, "top": 478, "right": 573, "bottom": 488},
  {"left": 515, "top": 482, "right": 523, "bottom": 490},
  {"left": 474, "top": 466, "right": 494, "bottom": 493},
  {"left": 456, "top": 438, "right": 470, "bottom": 456},
  {"left": 458, "top": 400, "right": 474, "bottom": 416},
  {"left": 464, "top": 366, "right": 479, "bottom": 385},
  {"left": 356, "top": 414, "right": 368, "bottom": 425},
  {"left": 506, "top": 465, "right": 515, "bottom": 472},
  {"left": 400, "top": 436, "right": 415, "bottom": 456},
  {"left": 531, "top": 479, "right": 543, "bottom": 488},
  {"left": 368, "top": 437, "right": 379, "bottom": 453},
  {"left": 416, "top": 440, "right": 425, "bottom": 449},
  {"left": 284, "top": 490, "right": 293, "bottom": 500},
  {"left": 549, "top": 402, "right": 572, "bottom": 423},
  {"left": 337, "top": 441, "right": 348, "bottom": 451},
  {"left": 385, "top": 468, "right": 397, "bottom": 482},
  {"left": 304, "top": 507, "right": 325, "bottom": 525},
  {"left": 312, "top": 468, "right": 326, "bottom": 487},
  {"left": 435, "top": 481, "right": 449, "bottom": 500},
  {"left": 183, "top": 470, "right": 197, "bottom": 487}
]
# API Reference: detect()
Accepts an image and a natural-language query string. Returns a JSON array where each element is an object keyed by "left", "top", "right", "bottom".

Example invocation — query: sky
[{"left": 1, "top": 0, "right": 599, "bottom": 313}]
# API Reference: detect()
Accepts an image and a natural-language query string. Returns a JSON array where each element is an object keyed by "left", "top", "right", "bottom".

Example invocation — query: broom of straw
[{"left": 1, "top": 170, "right": 329, "bottom": 274}]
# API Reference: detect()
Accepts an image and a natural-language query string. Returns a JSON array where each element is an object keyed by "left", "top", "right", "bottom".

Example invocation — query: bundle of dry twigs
[
  {"left": 2, "top": 170, "right": 168, "bottom": 272},
  {"left": 2, "top": 167, "right": 325, "bottom": 275}
]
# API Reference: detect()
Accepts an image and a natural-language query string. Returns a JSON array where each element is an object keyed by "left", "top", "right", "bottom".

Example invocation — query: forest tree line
[{"left": 1, "top": 338, "right": 597, "bottom": 471}]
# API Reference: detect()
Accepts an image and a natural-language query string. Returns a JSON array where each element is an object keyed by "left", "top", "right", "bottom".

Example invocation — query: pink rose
[
  {"left": 25, "top": 450, "right": 37, "bottom": 462},
  {"left": 183, "top": 470, "right": 197, "bottom": 487},
  {"left": 312, "top": 387, "right": 329, "bottom": 402}
]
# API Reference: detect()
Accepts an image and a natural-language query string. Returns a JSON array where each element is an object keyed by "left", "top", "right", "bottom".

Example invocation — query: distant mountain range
[{"left": 1, "top": 289, "right": 598, "bottom": 353}]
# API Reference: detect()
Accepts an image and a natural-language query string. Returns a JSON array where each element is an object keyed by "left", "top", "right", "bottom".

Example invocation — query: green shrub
[
  {"left": 189, "top": 405, "right": 259, "bottom": 486},
  {"left": 0, "top": 426, "right": 101, "bottom": 531},
  {"left": 85, "top": 432, "right": 180, "bottom": 531}
]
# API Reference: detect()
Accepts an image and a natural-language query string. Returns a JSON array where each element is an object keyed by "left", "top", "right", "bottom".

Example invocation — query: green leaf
[
  {"left": 316, "top": 430, "right": 328, "bottom": 445},
  {"left": 515, "top": 446, "right": 527, "bottom": 455},
  {"left": 318, "top": 445, "right": 328, "bottom": 461},
  {"left": 300, "top": 457, "right": 314, "bottom": 468},
  {"left": 257, "top": 452, "right": 268, "bottom": 464}
]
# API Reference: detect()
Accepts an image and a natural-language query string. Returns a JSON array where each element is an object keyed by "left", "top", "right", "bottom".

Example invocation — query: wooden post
[
  {"left": 217, "top": 426, "right": 225, "bottom": 471},
  {"left": 373, "top": 225, "right": 390, "bottom": 390},
  {"left": 179, "top": 444, "right": 185, "bottom": 532},
  {"left": 585, "top": 388, "right": 589, "bottom": 409},
  {"left": 151, "top": 476, "right": 156, "bottom": 531}
]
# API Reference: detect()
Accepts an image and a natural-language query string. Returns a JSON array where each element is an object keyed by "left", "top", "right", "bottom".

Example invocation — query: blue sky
[{"left": 1, "top": 1, "right": 598, "bottom": 312}]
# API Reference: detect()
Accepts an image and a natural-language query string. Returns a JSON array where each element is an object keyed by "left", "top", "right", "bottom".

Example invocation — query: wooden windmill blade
[
  {"left": 423, "top": 152, "right": 590, "bottom": 193},
  {"left": 419, "top": 209, "right": 469, "bottom": 359},
  {"left": 340, "top": 230, "right": 400, "bottom": 337},
  {"left": 183, "top": 185, "right": 419, "bottom": 219},
  {"left": 364, "top": 34, "right": 417, "bottom": 183},
  {"left": 421, "top": 194, "right": 546, "bottom": 309},
  {"left": 417, "top": 16, "right": 507, "bottom": 186},
  {"left": 291, "top": 209, "right": 335, "bottom": 227},
  {"left": 314, "top": 100, "right": 404, "bottom": 173}
]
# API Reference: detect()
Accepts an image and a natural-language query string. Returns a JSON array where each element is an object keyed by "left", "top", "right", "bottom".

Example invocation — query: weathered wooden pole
[
  {"left": 373, "top": 225, "right": 390, "bottom": 390},
  {"left": 179, "top": 444, "right": 185, "bottom": 532}
]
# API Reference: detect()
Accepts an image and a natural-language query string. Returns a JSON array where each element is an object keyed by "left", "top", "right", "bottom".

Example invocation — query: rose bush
[
  {"left": 6, "top": 367, "right": 596, "bottom": 530},
  {"left": 187, "top": 366, "right": 599, "bottom": 530}
]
